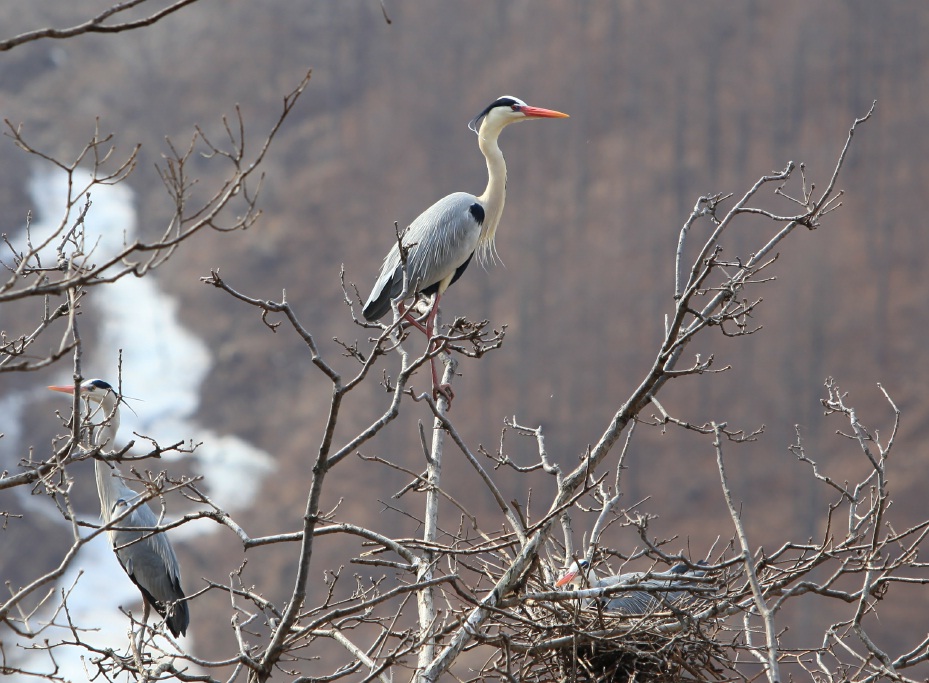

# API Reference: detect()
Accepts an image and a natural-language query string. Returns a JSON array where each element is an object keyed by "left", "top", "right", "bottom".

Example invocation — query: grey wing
[
  {"left": 111, "top": 498, "right": 189, "bottom": 636},
  {"left": 659, "top": 564, "right": 707, "bottom": 609},
  {"left": 593, "top": 574, "right": 659, "bottom": 614},
  {"left": 363, "top": 192, "right": 484, "bottom": 321},
  {"left": 603, "top": 589, "right": 660, "bottom": 615},
  {"left": 601, "top": 565, "right": 706, "bottom": 614}
]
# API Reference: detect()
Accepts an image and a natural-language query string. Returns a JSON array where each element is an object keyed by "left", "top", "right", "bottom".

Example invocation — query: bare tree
[
  {"left": 0, "top": 1, "right": 206, "bottom": 52},
  {"left": 2, "top": 9, "right": 928, "bottom": 683},
  {"left": 189, "top": 101, "right": 929, "bottom": 683}
]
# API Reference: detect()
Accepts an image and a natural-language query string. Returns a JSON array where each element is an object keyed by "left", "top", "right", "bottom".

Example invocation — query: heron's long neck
[
  {"left": 86, "top": 400, "right": 120, "bottom": 451},
  {"left": 94, "top": 458, "right": 122, "bottom": 519},
  {"left": 476, "top": 125, "right": 507, "bottom": 265},
  {"left": 87, "top": 399, "right": 122, "bottom": 519}
]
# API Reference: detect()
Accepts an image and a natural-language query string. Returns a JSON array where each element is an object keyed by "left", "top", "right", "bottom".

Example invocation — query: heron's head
[
  {"left": 468, "top": 96, "right": 569, "bottom": 136},
  {"left": 672, "top": 559, "right": 710, "bottom": 577},
  {"left": 554, "top": 558, "right": 590, "bottom": 588},
  {"left": 48, "top": 378, "right": 119, "bottom": 412}
]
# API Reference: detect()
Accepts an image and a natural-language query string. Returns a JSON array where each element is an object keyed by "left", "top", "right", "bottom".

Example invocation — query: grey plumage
[
  {"left": 361, "top": 96, "right": 567, "bottom": 399},
  {"left": 49, "top": 379, "right": 189, "bottom": 637},
  {"left": 595, "top": 563, "right": 704, "bottom": 614},
  {"left": 555, "top": 560, "right": 707, "bottom": 615},
  {"left": 363, "top": 97, "right": 568, "bottom": 323},
  {"left": 363, "top": 192, "right": 483, "bottom": 322},
  {"left": 103, "top": 474, "right": 188, "bottom": 637}
]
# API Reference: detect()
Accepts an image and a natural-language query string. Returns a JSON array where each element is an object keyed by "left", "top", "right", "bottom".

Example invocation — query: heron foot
[{"left": 433, "top": 383, "right": 454, "bottom": 406}]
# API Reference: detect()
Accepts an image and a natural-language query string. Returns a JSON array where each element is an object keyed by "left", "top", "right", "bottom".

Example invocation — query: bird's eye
[{"left": 511, "top": 104, "right": 521, "bottom": 112}]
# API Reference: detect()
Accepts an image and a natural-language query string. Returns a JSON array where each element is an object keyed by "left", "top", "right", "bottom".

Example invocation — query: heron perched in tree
[
  {"left": 49, "top": 379, "right": 189, "bottom": 638},
  {"left": 554, "top": 559, "right": 708, "bottom": 615},
  {"left": 362, "top": 95, "right": 569, "bottom": 401}
]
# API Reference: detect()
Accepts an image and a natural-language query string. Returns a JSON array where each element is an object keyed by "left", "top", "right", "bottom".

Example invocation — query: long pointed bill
[
  {"left": 48, "top": 385, "right": 77, "bottom": 395},
  {"left": 521, "top": 105, "right": 570, "bottom": 120},
  {"left": 554, "top": 569, "right": 577, "bottom": 588}
]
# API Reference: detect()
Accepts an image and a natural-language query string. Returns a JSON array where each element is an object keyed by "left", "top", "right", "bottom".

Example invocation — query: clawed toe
[{"left": 433, "top": 383, "right": 454, "bottom": 406}]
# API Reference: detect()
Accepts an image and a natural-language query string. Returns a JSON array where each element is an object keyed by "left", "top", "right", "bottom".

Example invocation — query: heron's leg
[
  {"left": 135, "top": 600, "right": 150, "bottom": 654},
  {"left": 423, "top": 293, "right": 440, "bottom": 341},
  {"left": 398, "top": 297, "right": 452, "bottom": 403},
  {"left": 424, "top": 294, "right": 454, "bottom": 404},
  {"left": 425, "top": 296, "right": 440, "bottom": 391},
  {"left": 398, "top": 300, "right": 430, "bottom": 336}
]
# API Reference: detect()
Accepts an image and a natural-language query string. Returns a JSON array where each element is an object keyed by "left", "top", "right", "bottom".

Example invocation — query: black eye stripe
[{"left": 468, "top": 97, "right": 526, "bottom": 134}]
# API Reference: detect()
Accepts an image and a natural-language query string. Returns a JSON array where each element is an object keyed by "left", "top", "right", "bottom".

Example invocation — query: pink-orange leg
[
  {"left": 424, "top": 294, "right": 454, "bottom": 404},
  {"left": 398, "top": 300, "right": 430, "bottom": 335},
  {"left": 400, "top": 296, "right": 453, "bottom": 404}
]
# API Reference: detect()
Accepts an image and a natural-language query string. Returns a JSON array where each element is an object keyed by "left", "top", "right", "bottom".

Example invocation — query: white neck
[
  {"left": 475, "top": 121, "right": 508, "bottom": 265},
  {"left": 84, "top": 396, "right": 120, "bottom": 451},
  {"left": 94, "top": 458, "right": 122, "bottom": 520},
  {"left": 85, "top": 396, "right": 122, "bottom": 519}
]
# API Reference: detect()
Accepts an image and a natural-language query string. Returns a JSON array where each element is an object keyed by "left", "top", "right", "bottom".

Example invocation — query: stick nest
[{"left": 473, "top": 569, "right": 739, "bottom": 683}]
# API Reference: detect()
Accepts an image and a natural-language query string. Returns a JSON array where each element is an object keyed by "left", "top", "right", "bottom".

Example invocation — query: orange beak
[
  {"left": 554, "top": 568, "right": 578, "bottom": 588},
  {"left": 521, "top": 105, "right": 569, "bottom": 120},
  {"left": 48, "top": 385, "right": 77, "bottom": 395}
]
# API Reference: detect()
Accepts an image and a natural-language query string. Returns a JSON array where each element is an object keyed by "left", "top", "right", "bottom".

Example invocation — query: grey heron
[
  {"left": 554, "top": 559, "right": 707, "bottom": 615},
  {"left": 362, "top": 95, "right": 568, "bottom": 401},
  {"left": 49, "top": 379, "right": 189, "bottom": 638}
]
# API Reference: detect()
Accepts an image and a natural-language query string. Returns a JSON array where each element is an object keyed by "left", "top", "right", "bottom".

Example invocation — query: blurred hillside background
[{"left": 2, "top": 0, "right": 928, "bottom": 674}]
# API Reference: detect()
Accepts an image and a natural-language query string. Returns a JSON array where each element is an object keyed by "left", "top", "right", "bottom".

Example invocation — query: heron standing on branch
[
  {"left": 362, "top": 96, "right": 569, "bottom": 402},
  {"left": 49, "top": 379, "right": 190, "bottom": 638}
]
